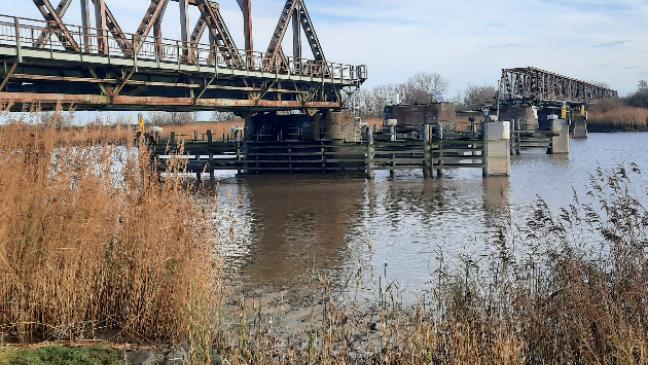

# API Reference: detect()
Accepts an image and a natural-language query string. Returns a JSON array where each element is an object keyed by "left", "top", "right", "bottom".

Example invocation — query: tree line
[{"left": 349, "top": 72, "right": 497, "bottom": 118}]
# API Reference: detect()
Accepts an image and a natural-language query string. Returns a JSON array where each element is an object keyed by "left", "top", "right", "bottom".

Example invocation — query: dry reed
[
  {"left": 589, "top": 100, "right": 648, "bottom": 132},
  {"left": 0, "top": 110, "right": 221, "bottom": 359}
]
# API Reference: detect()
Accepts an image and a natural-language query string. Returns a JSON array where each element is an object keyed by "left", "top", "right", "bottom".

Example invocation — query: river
[{"left": 211, "top": 133, "right": 648, "bottom": 298}]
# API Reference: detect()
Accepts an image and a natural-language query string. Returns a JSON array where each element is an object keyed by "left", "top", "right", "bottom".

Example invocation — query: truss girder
[{"left": 500, "top": 67, "right": 618, "bottom": 105}]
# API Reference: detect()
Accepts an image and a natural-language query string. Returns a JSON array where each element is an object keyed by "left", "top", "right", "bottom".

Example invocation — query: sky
[{"left": 7, "top": 0, "right": 648, "bottom": 118}]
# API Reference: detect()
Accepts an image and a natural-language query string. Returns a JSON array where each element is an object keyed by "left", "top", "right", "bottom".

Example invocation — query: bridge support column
[
  {"left": 572, "top": 116, "right": 588, "bottom": 139},
  {"left": 483, "top": 121, "right": 511, "bottom": 177},
  {"left": 319, "top": 111, "right": 361, "bottom": 143},
  {"left": 547, "top": 116, "right": 570, "bottom": 154},
  {"left": 499, "top": 105, "right": 538, "bottom": 131}
]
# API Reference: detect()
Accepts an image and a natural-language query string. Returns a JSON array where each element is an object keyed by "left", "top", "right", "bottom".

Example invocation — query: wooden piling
[
  {"left": 366, "top": 127, "right": 375, "bottom": 179},
  {"left": 320, "top": 140, "right": 326, "bottom": 172},
  {"left": 423, "top": 124, "right": 432, "bottom": 178},
  {"left": 437, "top": 128, "right": 444, "bottom": 177},
  {"left": 170, "top": 131, "right": 176, "bottom": 146},
  {"left": 194, "top": 152, "right": 201, "bottom": 182},
  {"left": 288, "top": 146, "right": 293, "bottom": 174},
  {"left": 236, "top": 141, "right": 242, "bottom": 175},
  {"left": 207, "top": 129, "right": 213, "bottom": 143},
  {"left": 208, "top": 153, "right": 215, "bottom": 182},
  {"left": 193, "top": 130, "right": 198, "bottom": 142}
]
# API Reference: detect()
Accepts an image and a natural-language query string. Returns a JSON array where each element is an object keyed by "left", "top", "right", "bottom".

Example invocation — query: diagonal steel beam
[
  {"left": 32, "top": 0, "right": 80, "bottom": 52},
  {"left": 0, "top": 63, "right": 18, "bottom": 92},
  {"left": 263, "top": 0, "right": 299, "bottom": 71},
  {"left": 89, "top": 0, "right": 134, "bottom": 55},
  {"left": 35, "top": 0, "right": 73, "bottom": 48},
  {"left": 295, "top": 0, "right": 329, "bottom": 74},
  {"left": 194, "top": 0, "right": 244, "bottom": 68},
  {"left": 296, "top": 0, "right": 327, "bottom": 64},
  {"left": 133, "top": 0, "right": 169, "bottom": 54}
]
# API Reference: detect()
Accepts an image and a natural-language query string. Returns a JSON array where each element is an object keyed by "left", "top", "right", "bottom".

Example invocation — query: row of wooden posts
[{"left": 154, "top": 124, "right": 486, "bottom": 179}]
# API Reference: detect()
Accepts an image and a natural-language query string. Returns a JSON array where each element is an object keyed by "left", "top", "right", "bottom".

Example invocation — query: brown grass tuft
[{"left": 0, "top": 112, "right": 220, "bottom": 354}]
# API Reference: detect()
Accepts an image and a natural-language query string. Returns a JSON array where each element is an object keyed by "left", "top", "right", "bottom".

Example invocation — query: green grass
[{"left": 0, "top": 346, "right": 124, "bottom": 365}]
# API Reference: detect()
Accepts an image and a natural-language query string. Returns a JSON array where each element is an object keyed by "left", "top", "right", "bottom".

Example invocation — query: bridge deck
[{"left": 0, "top": 14, "right": 367, "bottom": 112}]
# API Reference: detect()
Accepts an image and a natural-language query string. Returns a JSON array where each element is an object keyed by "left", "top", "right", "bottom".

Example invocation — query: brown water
[{"left": 212, "top": 133, "right": 648, "bottom": 296}]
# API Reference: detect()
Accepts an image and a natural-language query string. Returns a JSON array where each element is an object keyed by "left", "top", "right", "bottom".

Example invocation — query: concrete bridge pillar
[
  {"left": 547, "top": 115, "right": 570, "bottom": 154},
  {"left": 483, "top": 121, "right": 511, "bottom": 177},
  {"left": 318, "top": 111, "right": 362, "bottom": 142},
  {"left": 499, "top": 105, "right": 538, "bottom": 131},
  {"left": 571, "top": 116, "right": 588, "bottom": 139}
]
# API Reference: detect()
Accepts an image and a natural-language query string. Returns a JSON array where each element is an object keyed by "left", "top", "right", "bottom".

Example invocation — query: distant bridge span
[
  {"left": 499, "top": 67, "right": 617, "bottom": 106},
  {"left": 0, "top": 0, "right": 367, "bottom": 112}
]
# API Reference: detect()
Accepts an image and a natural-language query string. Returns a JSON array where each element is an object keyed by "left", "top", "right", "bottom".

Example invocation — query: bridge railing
[{"left": 0, "top": 14, "right": 368, "bottom": 83}]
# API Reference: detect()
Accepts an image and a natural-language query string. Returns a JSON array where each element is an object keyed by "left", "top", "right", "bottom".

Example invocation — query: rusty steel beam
[
  {"left": 194, "top": 0, "right": 244, "bottom": 68},
  {"left": 263, "top": 0, "right": 299, "bottom": 71},
  {"left": 236, "top": 0, "right": 254, "bottom": 54},
  {"left": 296, "top": 1, "right": 327, "bottom": 66},
  {"left": 80, "top": 0, "right": 91, "bottom": 52},
  {"left": 32, "top": 0, "right": 80, "bottom": 52},
  {"left": 93, "top": 0, "right": 108, "bottom": 54},
  {"left": 292, "top": 4, "right": 301, "bottom": 61},
  {"left": 0, "top": 92, "right": 341, "bottom": 110},
  {"left": 100, "top": 1, "right": 133, "bottom": 54},
  {"left": 179, "top": 0, "right": 191, "bottom": 60},
  {"left": 133, "top": 0, "right": 169, "bottom": 55}
]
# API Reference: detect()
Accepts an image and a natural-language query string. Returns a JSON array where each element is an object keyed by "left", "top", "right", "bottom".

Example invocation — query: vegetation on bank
[
  {"left": 1, "top": 110, "right": 648, "bottom": 363},
  {"left": 0, "top": 346, "right": 122, "bottom": 365},
  {"left": 0, "top": 117, "right": 221, "bottom": 361},
  {"left": 587, "top": 81, "right": 648, "bottom": 131}
]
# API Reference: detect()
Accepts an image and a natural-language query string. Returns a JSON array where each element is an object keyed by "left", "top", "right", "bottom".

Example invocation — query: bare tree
[
  {"left": 404, "top": 72, "right": 448, "bottom": 104},
  {"left": 210, "top": 111, "right": 236, "bottom": 122},
  {"left": 639, "top": 80, "right": 648, "bottom": 92},
  {"left": 148, "top": 112, "right": 197, "bottom": 126},
  {"left": 464, "top": 85, "right": 497, "bottom": 109}
]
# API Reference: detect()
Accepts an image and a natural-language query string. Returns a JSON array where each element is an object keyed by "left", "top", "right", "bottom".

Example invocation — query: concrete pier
[
  {"left": 483, "top": 121, "right": 511, "bottom": 177},
  {"left": 499, "top": 105, "right": 538, "bottom": 131},
  {"left": 547, "top": 115, "right": 570, "bottom": 154},
  {"left": 318, "top": 111, "right": 362, "bottom": 142},
  {"left": 572, "top": 116, "right": 588, "bottom": 139}
]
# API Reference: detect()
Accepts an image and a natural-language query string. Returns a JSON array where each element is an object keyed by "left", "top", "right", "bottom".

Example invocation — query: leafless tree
[
  {"left": 639, "top": 80, "right": 648, "bottom": 92},
  {"left": 148, "top": 112, "right": 197, "bottom": 126},
  {"left": 210, "top": 111, "right": 236, "bottom": 122},
  {"left": 403, "top": 72, "right": 448, "bottom": 104},
  {"left": 464, "top": 85, "right": 497, "bottom": 109},
  {"left": 350, "top": 72, "right": 449, "bottom": 117}
]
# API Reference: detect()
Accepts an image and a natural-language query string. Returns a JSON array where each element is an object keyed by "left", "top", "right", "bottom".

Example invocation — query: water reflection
[
  {"left": 216, "top": 133, "right": 648, "bottom": 295},
  {"left": 237, "top": 177, "right": 365, "bottom": 289}
]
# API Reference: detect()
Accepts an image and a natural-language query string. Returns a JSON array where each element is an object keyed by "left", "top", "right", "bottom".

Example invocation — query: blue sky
[{"left": 7, "top": 0, "right": 648, "bottom": 98}]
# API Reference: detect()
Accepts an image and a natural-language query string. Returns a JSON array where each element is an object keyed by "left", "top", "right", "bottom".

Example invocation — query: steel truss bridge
[
  {"left": 499, "top": 67, "right": 617, "bottom": 106},
  {"left": 0, "top": 0, "right": 367, "bottom": 112}
]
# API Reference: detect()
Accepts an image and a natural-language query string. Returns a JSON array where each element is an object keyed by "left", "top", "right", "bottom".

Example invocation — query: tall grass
[
  {"left": 0, "top": 113, "right": 221, "bottom": 355},
  {"left": 589, "top": 100, "right": 648, "bottom": 132}
]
